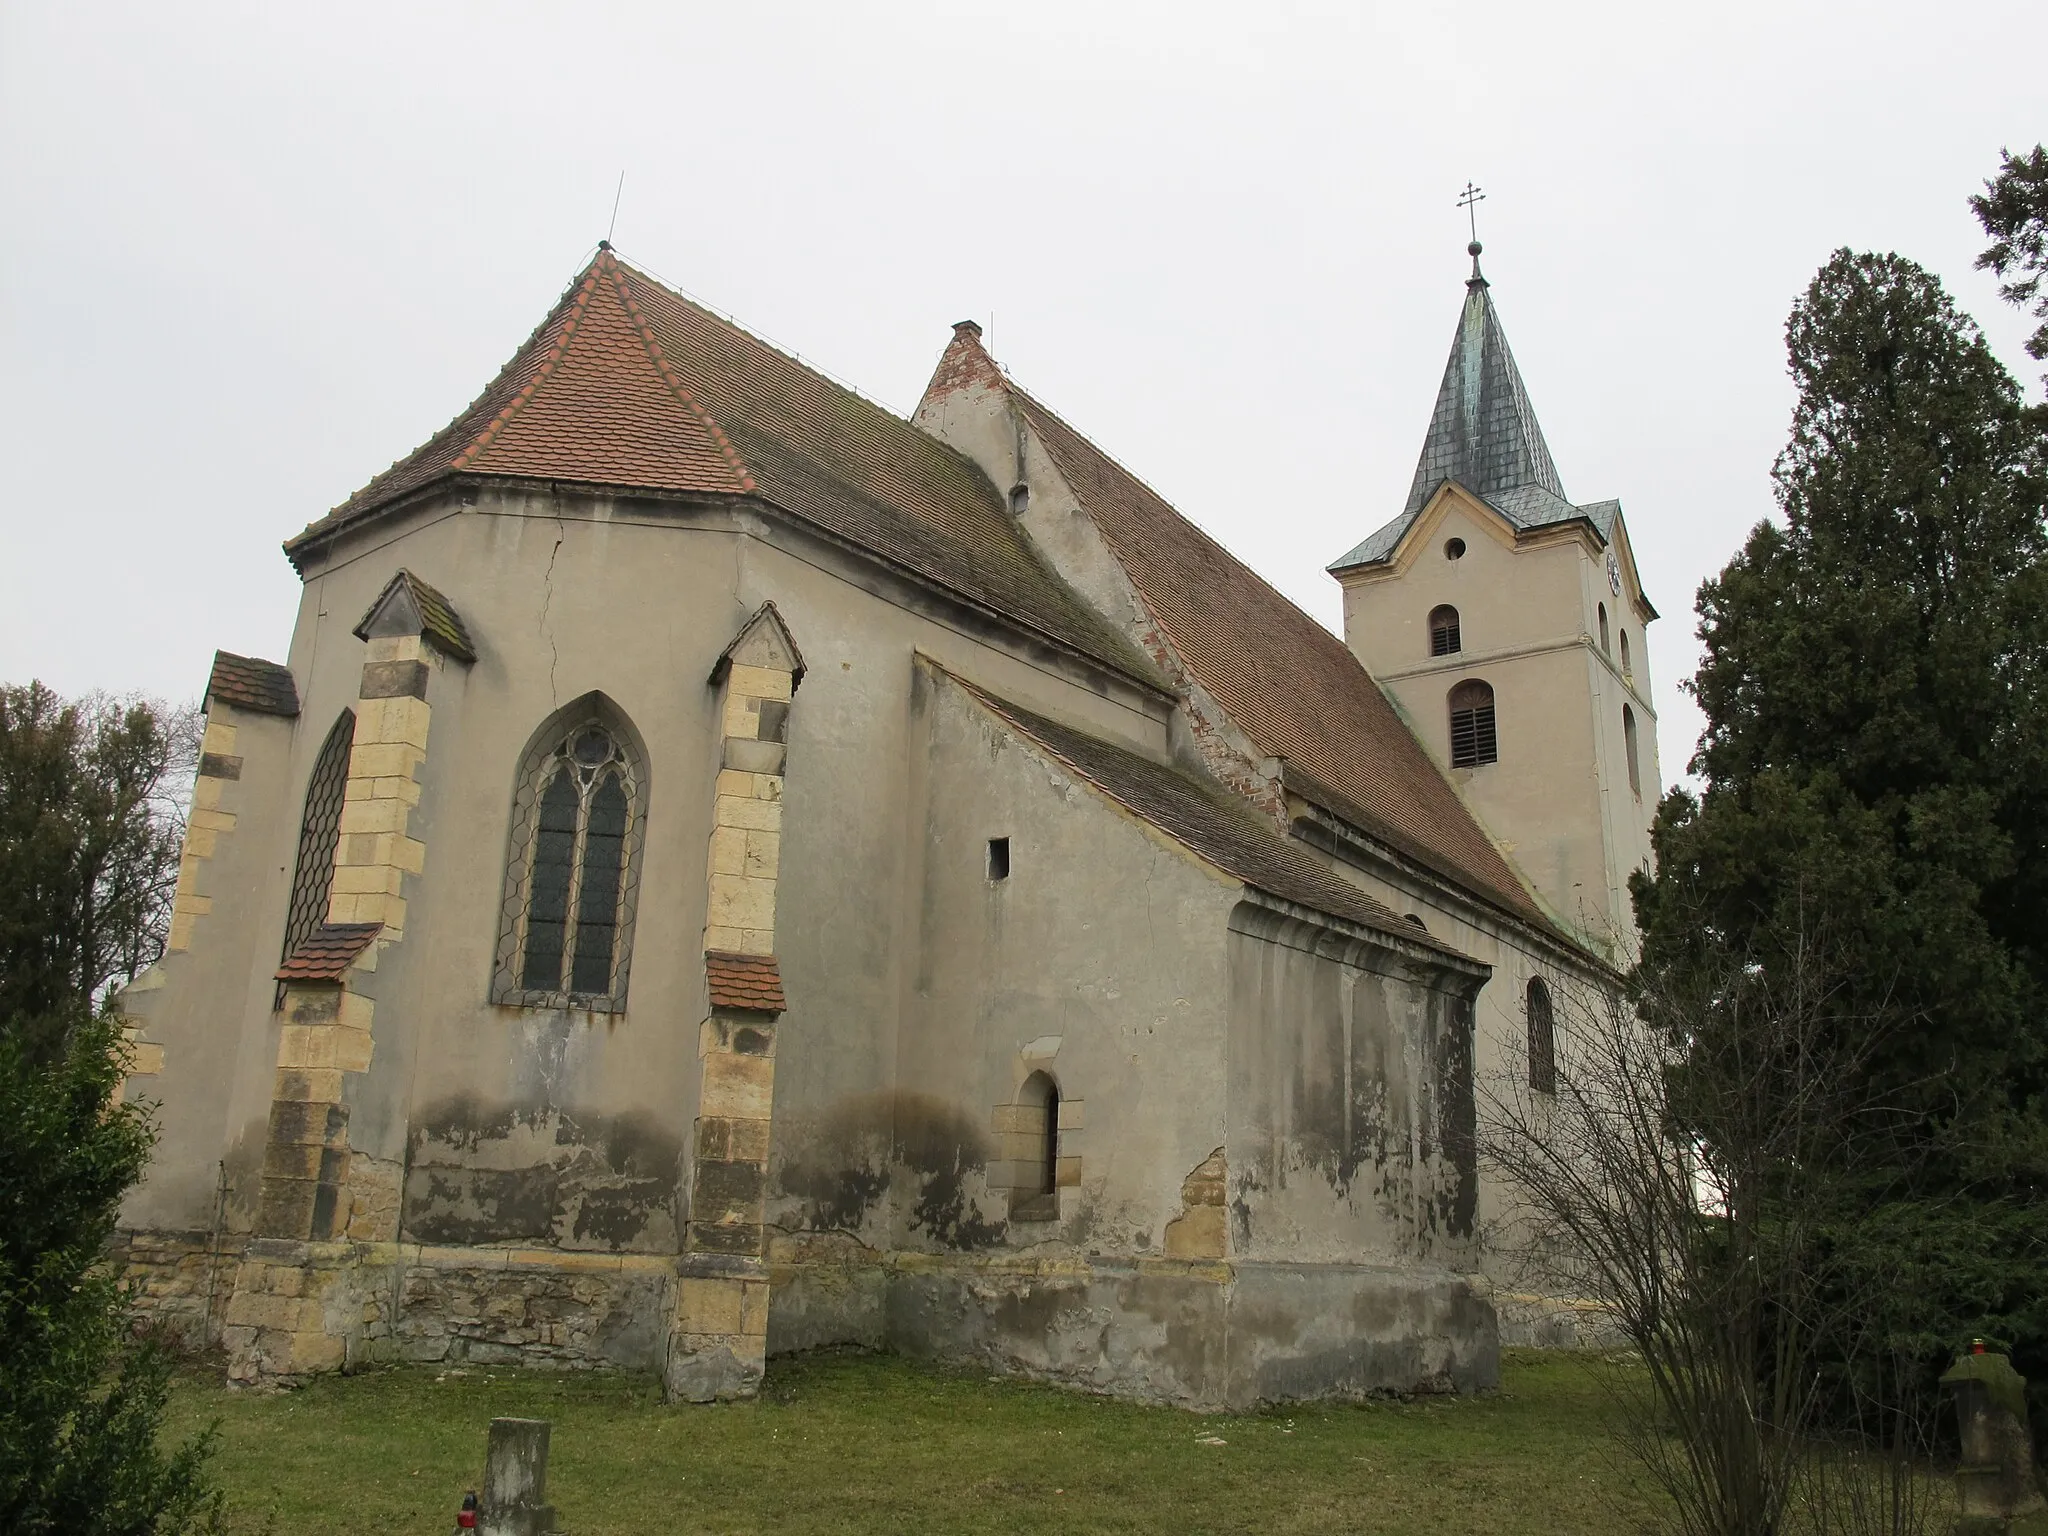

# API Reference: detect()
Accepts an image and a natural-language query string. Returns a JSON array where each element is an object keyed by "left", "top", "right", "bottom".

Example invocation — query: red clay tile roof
[
  {"left": 276, "top": 922, "right": 383, "bottom": 981},
  {"left": 994, "top": 380, "right": 1552, "bottom": 934},
  {"left": 958, "top": 679, "right": 1469, "bottom": 957},
  {"left": 206, "top": 651, "right": 299, "bottom": 718},
  {"left": 705, "top": 950, "right": 786, "bottom": 1013},
  {"left": 289, "top": 250, "right": 1157, "bottom": 691},
  {"left": 353, "top": 569, "right": 477, "bottom": 662}
]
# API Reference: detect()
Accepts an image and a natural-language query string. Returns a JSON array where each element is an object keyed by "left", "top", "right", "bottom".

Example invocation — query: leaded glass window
[
  {"left": 493, "top": 705, "right": 646, "bottom": 1011},
  {"left": 276, "top": 710, "right": 356, "bottom": 1006}
]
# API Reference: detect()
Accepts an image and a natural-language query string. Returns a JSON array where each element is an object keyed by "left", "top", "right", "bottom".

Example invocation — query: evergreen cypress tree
[
  {"left": 1632, "top": 249, "right": 2048, "bottom": 1404},
  {"left": 1973, "top": 144, "right": 2048, "bottom": 392}
]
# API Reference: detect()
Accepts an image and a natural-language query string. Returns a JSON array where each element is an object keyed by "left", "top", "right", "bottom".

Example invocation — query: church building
[{"left": 114, "top": 238, "right": 1660, "bottom": 1409}]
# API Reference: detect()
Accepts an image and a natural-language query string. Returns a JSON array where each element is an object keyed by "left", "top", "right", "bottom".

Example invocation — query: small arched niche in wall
[{"left": 998, "top": 1070, "right": 1071, "bottom": 1222}]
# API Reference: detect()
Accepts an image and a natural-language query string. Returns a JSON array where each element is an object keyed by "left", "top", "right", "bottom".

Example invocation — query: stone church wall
[{"left": 114, "top": 482, "right": 1528, "bottom": 1405}]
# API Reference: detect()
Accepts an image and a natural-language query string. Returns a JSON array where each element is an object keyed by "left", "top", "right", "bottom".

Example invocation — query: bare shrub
[{"left": 1480, "top": 919, "right": 1947, "bottom": 1535}]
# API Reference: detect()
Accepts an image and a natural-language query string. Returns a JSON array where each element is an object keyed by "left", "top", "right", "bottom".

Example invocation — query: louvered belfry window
[
  {"left": 1429, "top": 604, "right": 1462, "bottom": 657},
  {"left": 494, "top": 703, "right": 645, "bottom": 1012},
  {"left": 276, "top": 710, "right": 356, "bottom": 1002},
  {"left": 1448, "top": 679, "right": 1497, "bottom": 768}
]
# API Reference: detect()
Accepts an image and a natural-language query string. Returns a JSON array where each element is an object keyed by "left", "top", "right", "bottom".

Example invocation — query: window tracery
[{"left": 493, "top": 703, "right": 646, "bottom": 1011}]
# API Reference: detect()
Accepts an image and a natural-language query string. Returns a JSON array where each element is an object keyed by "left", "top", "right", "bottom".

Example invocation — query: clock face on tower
[{"left": 1606, "top": 550, "right": 1622, "bottom": 596}]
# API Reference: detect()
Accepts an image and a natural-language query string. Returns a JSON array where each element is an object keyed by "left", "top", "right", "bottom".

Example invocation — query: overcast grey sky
[{"left": 2, "top": 1, "right": 2040, "bottom": 788}]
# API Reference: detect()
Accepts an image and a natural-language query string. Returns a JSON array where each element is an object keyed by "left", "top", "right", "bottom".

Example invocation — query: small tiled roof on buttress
[
  {"left": 705, "top": 951, "right": 786, "bottom": 1013},
  {"left": 276, "top": 922, "right": 383, "bottom": 981},
  {"left": 289, "top": 249, "right": 1155, "bottom": 690},
  {"left": 206, "top": 651, "right": 299, "bottom": 718},
  {"left": 353, "top": 569, "right": 477, "bottom": 662}
]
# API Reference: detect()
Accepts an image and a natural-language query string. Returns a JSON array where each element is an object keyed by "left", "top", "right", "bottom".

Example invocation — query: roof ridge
[
  {"left": 612, "top": 254, "right": 932, "bottom": 442},
  {"left": 607, "top": 257, "right": 756, "bottom": 494},
  {"left": 449, "top": 259, "right": 605, "bottom": 472},
  {"left": 614, "top": 254, "right": 1023, "bottom": 517},
  {"left": 611, "top": 254, "right": 905, "bottom": 422},
  {"left": 1010, "top": 388, "right": 1325, "bottom": 638},
  {"left": 315, "top": 266, "right": 585, "bottom": 524}
]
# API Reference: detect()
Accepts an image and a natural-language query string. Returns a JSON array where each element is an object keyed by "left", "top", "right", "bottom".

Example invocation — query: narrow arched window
[
  {"left": 1527, "top": 977, "right": 1556, "bottom": 1094},
  {"left": 1597, "top": 602, "right": 1610, "bottom": 654},
  {"left": 493, "top": 698, "right": 647, "bottom": 1011},
  {"left": 1623, "top": 704, "right": 1641, "bottom": 799},
  {"left": 1619, "top": 629, "right": 1632, "bottom": 677},
  {"left": 1428, "top": 604, "right": 1462, "bottom": 657},
  {"left": 1012, "top": 1071, "right": 1061, "bottom": 1218},
  {"left": 277, "top": 710, "right": 356, "bottom": 1002},
  {"left": 1448, "top": 679, "right": 1497, "bottom": 768}
]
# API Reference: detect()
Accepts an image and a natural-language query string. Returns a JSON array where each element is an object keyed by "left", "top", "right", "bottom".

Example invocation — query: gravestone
[
  {"left": 1942, "top": 1346, "right": 2048, "bottom": 1535},
  {"left": 478, "top": 1417, "right": 558, "bottom": 1536}
]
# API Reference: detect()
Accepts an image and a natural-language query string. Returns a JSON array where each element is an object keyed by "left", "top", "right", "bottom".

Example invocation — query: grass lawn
[{"left": 165, "top": 1348, "right": 1661, "bottom": 1534}]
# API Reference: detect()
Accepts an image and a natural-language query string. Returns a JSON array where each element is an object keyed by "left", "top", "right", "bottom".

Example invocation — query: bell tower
[{"left": 1329, "top": 243, "right": 1660, "bottom": 953}]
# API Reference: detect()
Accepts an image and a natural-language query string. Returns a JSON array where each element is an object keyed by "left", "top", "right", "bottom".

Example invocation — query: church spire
[{"left": 1400, "top": 247, "right": 1565, "bottom": 520}]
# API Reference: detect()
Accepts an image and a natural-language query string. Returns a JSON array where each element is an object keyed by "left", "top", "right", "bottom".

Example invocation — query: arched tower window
[
  {"left": 493, "top": 697, "right": 648, "bottom": 1012},
  {"left": 277, "top": 710, "right": 356, "bottom": 1001},
  {"left": 1447, "top": 679, "right": 1497, "bottom": 768},
  {"left": 1597, "top": 602, "right": 1610, "bottom": 654},
  {"left": 1428, "top": 604, "right": 1462, "bottom": 657},
  {"left": 1619, "top": 629, "right": 1632, "bottom": 677},
  {"left": 1527, "top": 977, "right": 1556, "bottom": 1095},
  {"left": 1623, "top": 704, "right": 1641, "bottom": 799}
]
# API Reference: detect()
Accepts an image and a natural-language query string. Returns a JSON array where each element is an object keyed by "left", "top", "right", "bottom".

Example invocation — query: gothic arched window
[
  {"left": 1428, "top": 604, "right": 1462, "bottom": 657},
  {"left": 277, "top": 710, "right": 356, "bottom": 1003},
  {"left": 493, "top": 699, "right": 647, "bottom": 1012},
  {"left": 1527, "top": 977, "right": 1556, "bottom": 1095},
  {"left": 1448, "top": 679, "right": 1497, "bottom": 769},
  {"left": 1623, "top": 704, "right": 1642, "bottom": 799}
]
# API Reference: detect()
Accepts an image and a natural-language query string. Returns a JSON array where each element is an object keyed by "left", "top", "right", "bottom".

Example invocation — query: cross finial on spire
[
  {"left": 1456, "top": 181, "right": 1487, "bottom": 284},
  {"left": 1456, "top": 182, "right": 1485, "bottom": 242}
]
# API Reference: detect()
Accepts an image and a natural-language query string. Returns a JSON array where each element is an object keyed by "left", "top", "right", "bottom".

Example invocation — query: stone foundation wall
[
  {"left": 1493, "top": 1290, "right": 1626, "bottom": 1350},
  {"left": 110, "top": 1229, "right": 244, "bottom": 1347},
  {"left": 388, "top": 1252, "right": 673, "bottom": 1372},
  {"left": 111, "top": 1231, "right": 677, "bottom": 1381},
  {"left": 114, "top": 1227, "right": 1509, "bottom": 1408}
]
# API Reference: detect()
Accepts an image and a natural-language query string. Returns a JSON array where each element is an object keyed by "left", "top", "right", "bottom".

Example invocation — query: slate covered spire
[{"left": 1400, "top": 243, "right": 1565, "bottom": 520}]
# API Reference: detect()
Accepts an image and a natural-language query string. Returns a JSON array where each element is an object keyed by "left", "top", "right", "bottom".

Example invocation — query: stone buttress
[
  {"left": 664, "top": 603, "right": 802, "bottom": 1402},
  {"left": 222, "top": 572, "right": 475, "bottom": 1383}
]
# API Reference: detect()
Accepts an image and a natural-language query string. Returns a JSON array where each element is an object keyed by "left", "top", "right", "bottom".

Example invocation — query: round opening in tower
[{"left": 1444, "top": 538, "right": 1466, "bottom": 561}]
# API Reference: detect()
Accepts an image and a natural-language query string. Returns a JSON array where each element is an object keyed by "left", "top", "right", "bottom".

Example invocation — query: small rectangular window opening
[{"left": 987, "top": 837, "right": 1010, "bottom": 881}]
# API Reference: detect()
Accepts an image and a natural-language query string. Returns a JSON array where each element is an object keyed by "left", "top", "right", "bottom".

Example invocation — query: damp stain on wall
[{"left": 402, "top": 1093, "right": 682, "bottom": 1252}]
